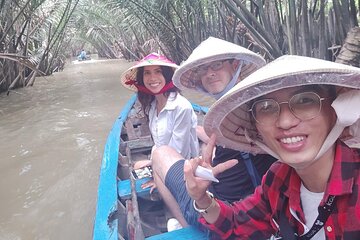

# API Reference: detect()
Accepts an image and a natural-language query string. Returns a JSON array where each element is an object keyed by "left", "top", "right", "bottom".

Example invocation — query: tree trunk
[{"left": 336, "top": 27, "right": 360, "bottom": 67}]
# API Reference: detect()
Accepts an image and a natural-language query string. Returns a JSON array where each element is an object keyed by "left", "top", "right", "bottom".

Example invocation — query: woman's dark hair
[{"left": 136, "top": 65, "right": 179, "bottom": 118}]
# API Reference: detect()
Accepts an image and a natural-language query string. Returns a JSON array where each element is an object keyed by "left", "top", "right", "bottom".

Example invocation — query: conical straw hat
[{"left": 204, "top": 55, "right": 360, "bottom": 154}]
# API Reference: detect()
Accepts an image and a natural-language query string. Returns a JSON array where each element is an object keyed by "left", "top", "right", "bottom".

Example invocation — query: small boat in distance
[{"left": 93, "top": 94, "right": 209, "bottom": 240}]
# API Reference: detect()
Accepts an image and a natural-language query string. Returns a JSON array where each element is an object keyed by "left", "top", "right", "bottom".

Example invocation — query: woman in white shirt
[{"left": 121, "top": 52, "right": 199, "bottom": 160}]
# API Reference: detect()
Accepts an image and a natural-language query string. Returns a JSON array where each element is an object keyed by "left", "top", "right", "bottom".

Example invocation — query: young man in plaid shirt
[{"left": 185, "top": 55, "right": 360, "bottom": 239}]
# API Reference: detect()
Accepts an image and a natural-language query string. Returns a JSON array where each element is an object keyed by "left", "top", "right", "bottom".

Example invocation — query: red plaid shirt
[{"left": 200, "top": 142, "right": 360, "bottom": 239}]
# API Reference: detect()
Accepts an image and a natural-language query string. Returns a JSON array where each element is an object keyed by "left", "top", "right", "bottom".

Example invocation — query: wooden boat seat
[
  {"left": 145, "top": 226, "right": 208, "bottom": 239},
  {"left": 125, "top": 116, "right": 151, "bottom": 140},
  {"left": 122, "top": 116, "right": 154, "bottom": 155}
]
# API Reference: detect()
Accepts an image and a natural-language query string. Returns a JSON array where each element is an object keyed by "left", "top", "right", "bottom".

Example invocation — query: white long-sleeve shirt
[{"left": 149, "top": 92, "right": 199, "bottom": 159}]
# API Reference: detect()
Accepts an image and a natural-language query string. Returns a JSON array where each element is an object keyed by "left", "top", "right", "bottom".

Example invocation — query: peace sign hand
[{"left": 184, "top": 134, "right": 238, "bottom": 203}]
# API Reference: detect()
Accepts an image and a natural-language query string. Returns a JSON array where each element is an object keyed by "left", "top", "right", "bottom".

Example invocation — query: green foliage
[
  {"left": 0, "top": 0, "right": 80, "bottom": 92},
  {"left": 95, "top": 0, "right": 359, "bottom": 62},
  {"left": 1, "top": 0, "right": 359, "bottom": 93}
]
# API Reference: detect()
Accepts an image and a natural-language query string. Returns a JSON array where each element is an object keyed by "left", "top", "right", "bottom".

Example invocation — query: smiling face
[
  {"left": 198, "top": 60, "right": 238, "bottom": 94},
  {"left": 255, "top": 86, "right": 337, "bottom": 169},
  {"left": 143, "top": 65, "right": 166, "bottom": 94}
]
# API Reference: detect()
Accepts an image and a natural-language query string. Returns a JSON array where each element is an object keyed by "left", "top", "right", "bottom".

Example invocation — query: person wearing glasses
[
  {"left": 185, "top": 55, "right": 360, "bottom": 239},
  {"left": 150, "top": 37, "right": 276, "bottom": 232}
]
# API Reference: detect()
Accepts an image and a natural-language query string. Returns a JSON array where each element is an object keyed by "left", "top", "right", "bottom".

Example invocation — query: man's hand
[{"left": 184, "top": 134, "right": 238, "bottom": 203}]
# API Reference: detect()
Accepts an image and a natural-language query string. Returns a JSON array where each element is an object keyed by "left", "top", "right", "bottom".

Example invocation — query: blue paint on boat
[
  {"left": 146, "top": 226, "right": 208, "bottom": 239},
  {"left": 191, "top": 102, "right": 209, "bottom": 114},
  {"left": 93, "top": 94, "right": 209, "bottom": 239},
  {"left": 118, "top": 177, "right": 155, "bottom": 200},
  {"left": 93, "top": 94, "right": 137, "bottom": 240}
]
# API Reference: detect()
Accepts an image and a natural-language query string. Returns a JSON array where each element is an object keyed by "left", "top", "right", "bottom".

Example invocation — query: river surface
[
  {"left": 0, "top": 58, "right": 215, "bottom": 240},
  {"left": 0, "top": 59, "right": 133, "bottom": 240}
]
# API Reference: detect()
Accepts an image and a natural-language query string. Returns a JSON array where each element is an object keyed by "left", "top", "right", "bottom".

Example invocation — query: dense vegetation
[{"left": 1, "top": 0, "right": 359, "bottom": 93}]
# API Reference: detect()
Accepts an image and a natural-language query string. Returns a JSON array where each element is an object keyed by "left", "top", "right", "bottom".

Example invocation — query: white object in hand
[{"left": 195, "top": 165, "right": 219, "bottom": 183}]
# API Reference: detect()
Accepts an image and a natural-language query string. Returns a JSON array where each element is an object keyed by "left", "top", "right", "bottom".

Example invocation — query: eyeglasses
[
  {"left": 249, "top": 92, "right": 326, "bottom": 125},
  {"left": 196, "top": 60, "right": 228, "bottom": 75}
]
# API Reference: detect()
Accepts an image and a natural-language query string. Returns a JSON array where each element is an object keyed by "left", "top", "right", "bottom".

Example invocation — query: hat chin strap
[
  {"left": 344, "top": 119, "right": 360, "bottom": 146},
  {"left": 315, "top": 121, "right": 346, "bottom": 160},
  {"left": 135, "top": 82, "right": 175, "bottom": 95},
  {"left": 197, "top": 62, "right": 243, "bottom": 100},
  {"left": 317, "top": 89, "right": 360, "bottom": 159}
]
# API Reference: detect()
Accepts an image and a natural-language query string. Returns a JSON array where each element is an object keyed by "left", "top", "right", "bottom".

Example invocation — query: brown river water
[
  {"left": 0, "top": 58, "right": 214, "bottom": 240},
  {"left": 0, "top": 58, "right": 133, "bottom": 240}
]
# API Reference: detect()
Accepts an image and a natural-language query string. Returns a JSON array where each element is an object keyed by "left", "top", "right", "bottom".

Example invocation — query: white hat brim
[
  {"left": 172, "top": 37, "right": 266, "bottom": 94},
  {"left": 204, "top": 55, "right": 360, "bottom": 154}
]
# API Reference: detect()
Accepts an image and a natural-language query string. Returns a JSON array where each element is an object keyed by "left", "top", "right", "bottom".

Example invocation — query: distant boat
[
  {"left": 93, "top": 94, "right": 209, "bottom": 240},
  {"left": 77, "top": 55, "right": 91, "bottom": 61}
]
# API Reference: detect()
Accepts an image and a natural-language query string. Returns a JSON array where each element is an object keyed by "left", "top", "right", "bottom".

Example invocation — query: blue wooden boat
[{"left": 93, "top": 94, "right": 209, "bottom": 240}]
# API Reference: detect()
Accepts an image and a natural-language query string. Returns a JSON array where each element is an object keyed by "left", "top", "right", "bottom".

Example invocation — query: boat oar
[{"left": 125, "top": 145, "right": 145, "bottom": 240}]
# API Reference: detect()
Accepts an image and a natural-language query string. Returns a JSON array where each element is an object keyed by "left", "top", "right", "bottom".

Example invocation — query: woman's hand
[
  {"left": 141, "top": 179, "right": 157, "bottom": 194},
  {"left": 133, "top": 160, "right": 152, "bottom": 170}
]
